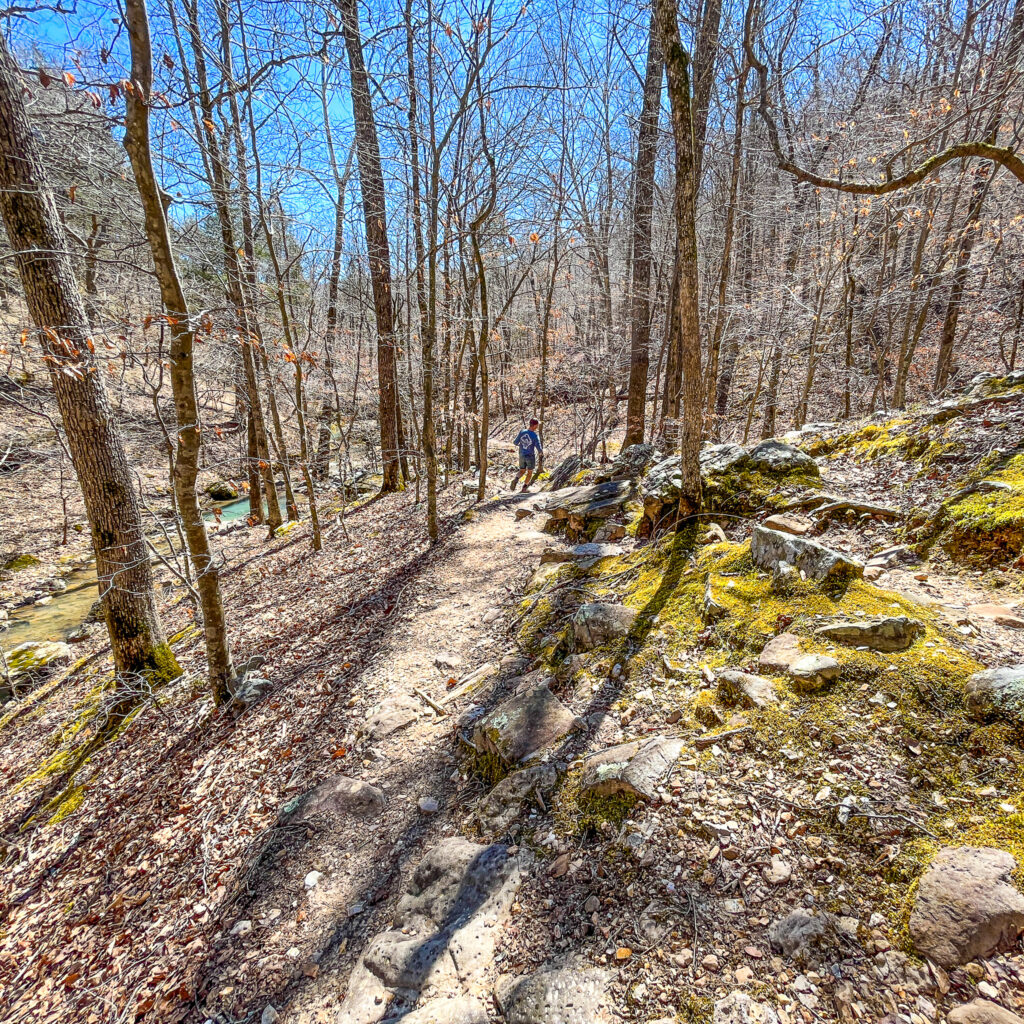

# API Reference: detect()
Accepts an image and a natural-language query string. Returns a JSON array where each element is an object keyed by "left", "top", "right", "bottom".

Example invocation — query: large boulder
[
  {"left": 751, "top": 526, "right": 864, "bottom": 583},
  {"left": 701, "top": 443, "right": 749, "bottom": 474},
  {"left": 909, "top": 846, "right": 1024, "bottom": 967},
  {"left": 472, "top": 680, "right": 579, "bottom": 765},
  {"left": 577, "top": 735, "right": 684, "bottom": 802},
  {"left": 533, "top": 480, "right": 632, "bottom": 521},
  {"left": 495, "top": 965, "right": 614, "bottom": 1024},
  {"left": 814, "top": 615, "right": 924, "bottom": 652},
  {"left": 572, "top": 602, "right": 637, "bottom": 648},
  {"left": 747, "top": 440, "right": 819, "bottom": 476},
  {"left": 965, "top": 666, "right": 1024, "bottom": 723},
  {"left": 546, "top": 454, "right": 589, "bottom": 491}
]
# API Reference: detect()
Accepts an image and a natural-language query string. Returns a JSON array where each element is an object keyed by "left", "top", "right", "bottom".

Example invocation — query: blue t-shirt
[{"left": 514, "top": 429, "right": 542, "bottom": 455}]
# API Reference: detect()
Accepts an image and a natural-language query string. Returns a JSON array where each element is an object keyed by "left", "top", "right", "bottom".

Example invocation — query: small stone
[
  {"left": 762, "top": 514, "right": 810, "bottom": 536},
  {"left": 418, "top": 796, "right": 439, "bottom": 814},
  {"left": 584, "top": 894, "right": 601, "bottom": 913},
  {"left": 766, "top": 856, "right": 793, "bottom": 885},
  {"left": 735, "top": 966, "right": 755, "bottom": 985},
  {"left": 230, "top": 919, "right": 252, "bottom": 937},
  {"left": 703, "top": 953, "right": 720, "bottom": 971},
  {"left": 304, "top": 870, "right": 322, "bottom": 890},
  {"left": 261, "top": 1007, "right": 279, "bottom": 1024}
]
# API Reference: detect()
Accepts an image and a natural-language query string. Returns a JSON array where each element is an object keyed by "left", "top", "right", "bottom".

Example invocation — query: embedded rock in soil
[
  {"left": 768, "top": 909, "right": 845, "bottom": 964},
  {"left": 713, "top": 991, "right": 781, "bottom": 1024},
  {"left": 395, "top": 996, "right": 490, "bottom": 1024},
  {"left": 494, "top": 964, "right": 614, "bottom": 1024},
  {"left": 577, "top": 735, "right": 684, "bottom": 801},
  {"left": 473, "top": 763, "right": 559, "bottom": 834},
  {"left": 281, "top": 776, "right": 386, "bottom": 822},
  {"left": 2, "top": 640, "right": 72, "bottom": 685},
  {"left": 964, "top": 666, "right": 1024, "bottom": 723},
  {"left": 541, "top": 543, "right": 622, "bottom": 564},
  {"left": 336, "top": 839, "right": 523, "bottom": 1024},
  {"left": 814, "top": 615, "right": 924, "bottom": 652},
  {"left": 363, "top": 695, "right": 420, "bottom": 740},
  {"left": 758, "top": 633, "right": 803, "bottom": 674},
  {"left": 969, "top": 604, "right": 1024, "bottom": 629},
  {"left": 751, "top": 526, "right": 864, "bottom": 583},
  {"left": 747, "top": 440, "right": 819, "bottom": 476},
  {"left": 909, "top": 846, "right": 1024, "bottom": 967},
  {"left": 948, "top": 999, "right": 1024, "bottom": 1024},
  {"left": 472, "top": 680, "right": 578, "bottom": 765},
  {"left": 762, "top": 513, "right": 810, "bottom": 536},
  {"left": 573, "top": 602, "right": 637, "bottom": 649},
  {"left": 704, "top": 582, "right": 727, "bottom": 622},
  {"left": 788, "top": 654, "right": 841, "bottom": 692},
  {"left": 545, "top": 454, "right": 589, "bottom": 491},
  {"left": 717, "top": 670, "right": 778, "bottom": 709}
]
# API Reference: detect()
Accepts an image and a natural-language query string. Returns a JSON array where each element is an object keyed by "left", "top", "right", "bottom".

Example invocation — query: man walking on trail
[{"left": 511, "top": 418, "right": 543, "bottom": 492}]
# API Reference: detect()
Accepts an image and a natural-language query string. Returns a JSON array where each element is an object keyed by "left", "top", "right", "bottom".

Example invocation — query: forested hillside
[{"left": 0, "top": 0, "right": 1023, "bottom": 1022}]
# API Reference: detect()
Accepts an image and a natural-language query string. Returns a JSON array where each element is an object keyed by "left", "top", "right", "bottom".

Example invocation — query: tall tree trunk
[
  {"left": 658, "top": 0, "right": 704, "bottom": 521},
  {"left": 405, "top": 0, "right": 438, "bottom": 538},
  {"left": 624, "top": 8, "right": 663, "bottom": 447},
  {"left": 123, "top": 0, "right": 235, "bottom": 702},
  {"left": 0, "top": 35, "right": 178, "bottom": 684},
  {"left": 338, "top": 0, "right": 402, "bottom": 492}
]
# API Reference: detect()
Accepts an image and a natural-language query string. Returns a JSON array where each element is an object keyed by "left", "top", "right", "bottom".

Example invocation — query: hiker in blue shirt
[{"left": 511, "top": 418, "right": 543, "bottom": 492}]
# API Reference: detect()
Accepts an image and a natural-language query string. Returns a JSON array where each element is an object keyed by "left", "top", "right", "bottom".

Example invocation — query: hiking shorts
[{"left": 518, "top": 450, "right": 536, "bottom": 470}]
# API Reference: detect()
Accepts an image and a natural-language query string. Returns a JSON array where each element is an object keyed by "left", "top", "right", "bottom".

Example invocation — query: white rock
[
  {"left": 230, "top": 919, "right": 253, "bottom": 937},
  {"left": 304, "top": 870, "right": 322, "bottom": 890},
  {"left": 418, "top": 796, "right": 439, "bottom": 813}
]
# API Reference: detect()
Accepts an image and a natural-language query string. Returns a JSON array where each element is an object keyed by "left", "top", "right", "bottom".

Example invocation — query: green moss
[
  {"left": 3, "top": 553, "right": 40, "bottom": 571},
  {"left": 552, "top": 767, "right": 638, "bottom": 837},
  {"left": 703, "top": 467, "right": 821, "bottom": 517}
]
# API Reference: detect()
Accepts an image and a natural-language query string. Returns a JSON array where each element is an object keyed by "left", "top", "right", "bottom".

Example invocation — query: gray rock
[
  {"left": 788, "top": 654, "right": 840, "bottom": 692},
  {"left": 713, "top": 992, "right": 781, "bottom": 1024},
  {"left": 768, "top": 909, "right": 844, "bottom": 964},
  {"left": 751, "top": 526, "right": 864, "bottom": 583},
  {"left": 573, "top": 602, "right": 638, "bottom": 648},
  {"left": 747, "top": 440, "right": 819, "bottom": 476},
  {"left": 965, "top": 665, "right": 1024, "bottom": 723},
  {"left": 495, "top": 965, "right": 614, "bottom": 1024},
  {"left": 363, "top": 695, "right": 420, "bottom": 740},
  {"left": 546, "top": 454, "right": 589, "bottom": 491},
  {"left": 578, "top": 735, "right": 684, "bottom": 801},
  {"left": 473, "top": 764, "right": 559, "bottom": 834},
  {"left": 541, "top": 543, "right": 622, "bottom": 565},
  {"left": 230, "top": 674, "right": 273, "bottom": 708},
  {"left": 260, "top": 1006, "right": 279, "bottom": 1024},
  {"left": 948, "top": 999, "right": 1024, "bottom": 1024},
  {"left": 717, "top": 670, "right": 779, "bottom": 708},
  {"left": 397, "top": 996, "right": 490, "bottom": 1024},
  {"left": 700, "top": 443, "right": 750, "bottom": 475},
  {"left": 533, "top": 480, "right": 632, "bottom": 521},
  {"left": 814, "top": 616, "right": 924, "bottom": 652},
  {"left": 909, "top": 846, "right": 1024, "bottom": 967},
  {"left": 472, "top": 680, "right": 578, "bottom": 764},
  {"left": 338, "top": 840, "right": 523, "bottom": 1023},
  {"left": 280, "top": 775, "right": 385, "bottom": 821}
]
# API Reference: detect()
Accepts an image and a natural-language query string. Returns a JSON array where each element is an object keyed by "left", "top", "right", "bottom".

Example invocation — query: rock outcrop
[
  {"left": 751, "top": 526, "right": 864, "bottom": 583},
  {"left": 472, "top": 679, "right": 578, "bottom": 765},
  {"left": 965, "top": 665, "right": 1024, "bottom": 723},
  {"left": 577, "top": 735, "right": 683, "bottom": 801},
  {"left": 572, "top": 602, "right": 637, "bottom": 648}
]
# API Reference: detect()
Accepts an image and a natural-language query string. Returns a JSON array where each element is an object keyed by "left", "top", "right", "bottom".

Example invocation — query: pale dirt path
[{"left": 203, "top": 488, "right": 555, "bottom": 1024}]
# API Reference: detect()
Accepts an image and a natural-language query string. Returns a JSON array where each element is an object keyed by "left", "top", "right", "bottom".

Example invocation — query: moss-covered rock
[{"left": 3, "top": 553, "right": 40, "bottom": 572}]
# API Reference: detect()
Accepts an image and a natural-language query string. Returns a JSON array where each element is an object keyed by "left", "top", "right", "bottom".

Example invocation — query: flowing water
[{"left": 2, "top": 491, "right": 279, "bottom": 648}]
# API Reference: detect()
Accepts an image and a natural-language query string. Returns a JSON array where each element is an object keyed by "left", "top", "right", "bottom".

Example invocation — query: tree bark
[
  {"left": 123, "top": 0, "right": 235, "bottom": 702},
  {"left": 623, "top": 9, "right": 662, "bottom": 447},
  {"left": 0, "top": 34, "right": 178, "bottom": 684},
  {"left": 658, "top": 0, "right": 704, "bottom": 521},
  {"left": 338, "top": 0, "right": 402, "bottom": 492}
]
